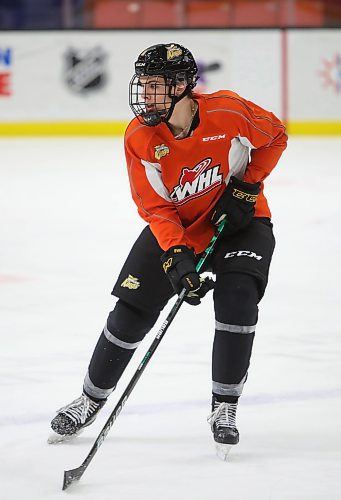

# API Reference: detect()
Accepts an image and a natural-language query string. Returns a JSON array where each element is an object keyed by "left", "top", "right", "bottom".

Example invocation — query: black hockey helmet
[{"left": 129, "top": 43, "right": 198, "bottom": 126}]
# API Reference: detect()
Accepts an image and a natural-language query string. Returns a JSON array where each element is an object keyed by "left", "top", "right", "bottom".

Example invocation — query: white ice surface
[{"left": 0, "top": 137, "right": 340, "bottom": 499}]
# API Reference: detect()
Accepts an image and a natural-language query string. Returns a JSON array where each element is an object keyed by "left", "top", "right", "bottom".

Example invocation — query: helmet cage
[
  {"left": 129, "top": 43, "right": 198, "bottom": 126},
  {"left": 129, "top": 72, "right": 190, "bottom": 127}
]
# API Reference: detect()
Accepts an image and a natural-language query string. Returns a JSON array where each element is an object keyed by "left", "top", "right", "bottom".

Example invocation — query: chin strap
[{"left": 161, "top": 85, "right": 191, "bottom": 124}]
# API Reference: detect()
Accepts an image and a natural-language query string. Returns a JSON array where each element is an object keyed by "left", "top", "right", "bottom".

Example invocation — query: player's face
[{"left": 138, "top": 75, "right": 173, "bottom": 114}]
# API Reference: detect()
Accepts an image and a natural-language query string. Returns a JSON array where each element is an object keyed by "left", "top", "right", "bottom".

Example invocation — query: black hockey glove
[
  {"left": 211, "top": 176, "right": 261, "bottom": 235},
  {"left": 160, "top": 246, "right": 214, "bottom": 306}
]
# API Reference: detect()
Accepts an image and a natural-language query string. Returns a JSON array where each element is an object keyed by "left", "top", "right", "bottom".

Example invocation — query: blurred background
[
  {"left": 1, "top": 0, "right": 341, "bottom": 29},
  {"left": 1, "top": 5, "right": 341, "bottom": 499},
  {"left": 0, "top": 0, "right": 340, "bottom": 136}
]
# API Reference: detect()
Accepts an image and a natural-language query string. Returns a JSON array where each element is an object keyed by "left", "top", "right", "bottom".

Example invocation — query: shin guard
[
  {"left": 84, "top": 300, "right": 159, "bottom": 400},
  {"left": 212, "top": 273, "right": 259, "bottom": 401}
]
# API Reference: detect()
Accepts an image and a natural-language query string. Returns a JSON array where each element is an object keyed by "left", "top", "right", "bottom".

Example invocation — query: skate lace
[
  {"left": 207, "top": 402, "right": 238, "bottom": 430},
  {"left": 57, "top": 394, "right": 98, "bottom": 425}
]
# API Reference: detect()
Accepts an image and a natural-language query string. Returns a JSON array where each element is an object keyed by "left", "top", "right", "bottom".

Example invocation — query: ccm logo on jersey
[
  {"left": 170, "top": 157, "right": 223, "bottom": 206},
  {"left": 224, "top": 250, "right": 263, "bottom": 260},
  {"left": 202, "top": 134, "right": 226, "bottom": 142}
]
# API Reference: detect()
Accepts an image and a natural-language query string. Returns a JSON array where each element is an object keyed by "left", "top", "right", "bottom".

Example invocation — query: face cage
[{"left": 129, "top": 74, "right": 187, "bottom": 127}]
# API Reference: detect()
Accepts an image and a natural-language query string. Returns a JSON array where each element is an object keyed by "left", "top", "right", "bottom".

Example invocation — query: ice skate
[
  {"left": 208, "top": 397, "right": 239, "bottom": 461},
  {"left": 48, "top": 393, "right": 105, "bottom": 444}
]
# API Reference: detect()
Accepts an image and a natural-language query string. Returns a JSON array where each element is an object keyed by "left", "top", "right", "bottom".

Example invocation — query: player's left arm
[
  {"left": 211, "top": 96, "right": 287, "bottom": 234},
  {"left": 235, "top": 98, "right": 288, "bottom": 183}
]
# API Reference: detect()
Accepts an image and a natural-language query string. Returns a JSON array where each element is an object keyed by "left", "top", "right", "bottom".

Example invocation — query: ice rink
[{"left": 1, "top": 136, "right": 340, "bottom": 499}]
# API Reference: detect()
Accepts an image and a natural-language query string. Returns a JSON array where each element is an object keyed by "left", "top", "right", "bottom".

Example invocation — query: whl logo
[{"left": 170, "top": 157, "right": 222, "bottom": 206}]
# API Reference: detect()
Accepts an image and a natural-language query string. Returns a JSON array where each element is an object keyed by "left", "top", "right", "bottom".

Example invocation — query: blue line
[{"left": 1, "top": 388, "right": 340, "bottom": 426}]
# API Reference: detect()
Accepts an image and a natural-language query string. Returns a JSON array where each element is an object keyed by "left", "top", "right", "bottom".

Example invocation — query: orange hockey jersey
[{"left": 124, "top": 90, "right": 287, "bottom": 254}]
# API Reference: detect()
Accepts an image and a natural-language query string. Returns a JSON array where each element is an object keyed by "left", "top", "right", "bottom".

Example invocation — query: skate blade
[
  {"left": 215, "top": 443, "right": 232, "bottom": 461},
  {"left": 47, "top": 429, "right": 83, "bottom": 445}
]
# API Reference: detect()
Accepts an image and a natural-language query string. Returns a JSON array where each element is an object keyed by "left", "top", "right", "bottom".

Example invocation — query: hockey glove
[
  {"left": 160, "top": 246, "right": 214, "bottom": 306},
  {"left": 211, "top": 176, "right": 261, "bottom": 235}
]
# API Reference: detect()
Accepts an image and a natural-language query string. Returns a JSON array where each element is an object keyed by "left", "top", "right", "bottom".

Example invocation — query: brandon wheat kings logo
[
  {"left": 170, "top": 157, "right": 222, "bottom": 206},
  {"left": 154, "top": 144, "right": 170, "bottom": 160},
  {"left": 121, "top": 274, "right": 140, "bottom": 290}
]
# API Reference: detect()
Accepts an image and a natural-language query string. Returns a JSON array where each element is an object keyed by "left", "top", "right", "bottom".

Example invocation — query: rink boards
[{"left": 0, "top": 29, "right": 340, "bottom": 135}]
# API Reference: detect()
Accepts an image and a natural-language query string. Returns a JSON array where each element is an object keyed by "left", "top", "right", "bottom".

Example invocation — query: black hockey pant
[{"left": 83, "top": 273, "right": 259, "bottom": 403}]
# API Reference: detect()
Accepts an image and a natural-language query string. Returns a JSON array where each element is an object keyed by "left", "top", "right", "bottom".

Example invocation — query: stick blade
[{"left": 62, "top": 465, "right": 86, "bottom": 490}]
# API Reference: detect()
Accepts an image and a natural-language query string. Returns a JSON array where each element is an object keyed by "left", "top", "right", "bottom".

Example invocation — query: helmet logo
[{"left": 166, "top": 44, "right": 182, "bottom": 60}]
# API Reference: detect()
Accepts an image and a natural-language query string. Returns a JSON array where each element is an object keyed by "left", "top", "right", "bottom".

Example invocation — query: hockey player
[{"left": 50, "top": 43, "right": 287, "bottom": 457}]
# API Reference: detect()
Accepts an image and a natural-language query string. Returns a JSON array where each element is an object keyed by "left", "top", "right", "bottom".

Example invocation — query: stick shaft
[{"left": 63, "top": 221, "right": 225, "bottom": 487}]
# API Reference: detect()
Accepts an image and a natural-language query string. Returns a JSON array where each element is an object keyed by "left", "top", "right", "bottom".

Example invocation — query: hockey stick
[{"left": 62, "top": 219, "right": 225, "bottom": 490}]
